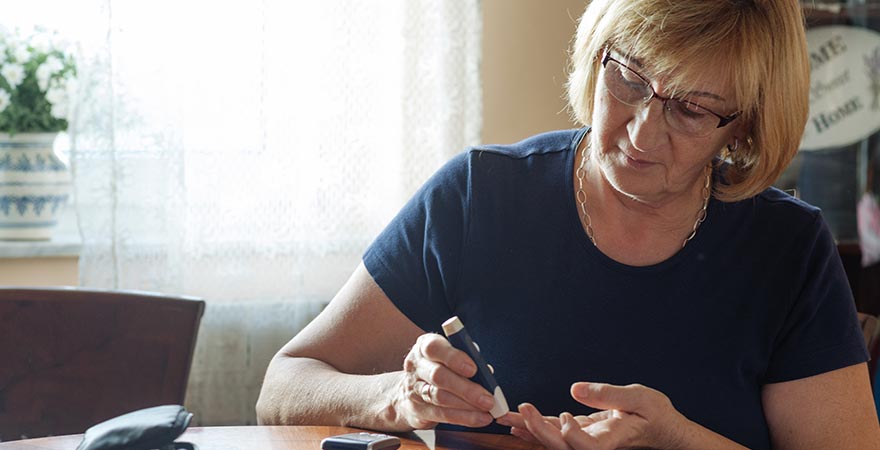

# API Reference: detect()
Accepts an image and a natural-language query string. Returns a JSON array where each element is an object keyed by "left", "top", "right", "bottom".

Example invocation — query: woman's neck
[{"left": 574, "top": 140, "right": 710, "bottom": 266}]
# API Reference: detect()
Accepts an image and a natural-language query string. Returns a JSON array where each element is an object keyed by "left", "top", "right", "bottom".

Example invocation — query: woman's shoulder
[
  {"left": 715, "top": 161, "right": 820, "bottom": 221},
  {"left": 468, "top": 128, "right": 587, "bottom": 160},
  {"left": 751, "top": 186, "right": 821, "bottom": 221},
  {"left": 424, "top": 128, "right": 585, "bottom": 189},
  {"left": 716, "top": 185, "right": 824, "bottom": 240}
]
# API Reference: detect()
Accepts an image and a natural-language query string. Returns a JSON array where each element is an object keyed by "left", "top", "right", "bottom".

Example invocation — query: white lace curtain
[{"left": 17, "top": 0, "right": 481, "bottom": 424}]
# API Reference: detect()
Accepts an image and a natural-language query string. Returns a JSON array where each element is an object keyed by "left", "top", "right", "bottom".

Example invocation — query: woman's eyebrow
[
  {"left": 687, "top": 90, "right": 726, "bottom": 102},
  {"left": 614, "top": 49, "right": 645, "bottom": 68},
  {"left": 614, "top": 49, "right": 730, "bottom": 104}
]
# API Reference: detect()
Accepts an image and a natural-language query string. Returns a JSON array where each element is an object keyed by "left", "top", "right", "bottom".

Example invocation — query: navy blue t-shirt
[{"left": 363, "top": 128, "right": 867, "bottom": 449}]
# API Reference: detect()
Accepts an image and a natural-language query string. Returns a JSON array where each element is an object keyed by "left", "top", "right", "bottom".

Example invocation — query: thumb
[{"left": 570, "top": 382, "right": 653, "bottom": 414}]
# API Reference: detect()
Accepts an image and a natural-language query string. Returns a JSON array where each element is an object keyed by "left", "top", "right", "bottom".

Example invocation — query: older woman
[{"left": 257, "top": 0, "right": 880, "bottom": 449}]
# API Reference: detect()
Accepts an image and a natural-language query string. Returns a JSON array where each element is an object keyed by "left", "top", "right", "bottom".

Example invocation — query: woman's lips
[{"left": 624, "top": 153, "right": 657, "bottom": 169}]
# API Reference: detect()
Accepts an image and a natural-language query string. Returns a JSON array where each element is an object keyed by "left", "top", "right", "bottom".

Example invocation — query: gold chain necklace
[{"left": 575, "top": 143, "right": 712, "bottom": 249}]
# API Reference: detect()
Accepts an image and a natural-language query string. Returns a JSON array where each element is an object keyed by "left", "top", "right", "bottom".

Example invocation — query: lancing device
[{"left": 441, "top": 316, "right": 509, "bottom": 418}]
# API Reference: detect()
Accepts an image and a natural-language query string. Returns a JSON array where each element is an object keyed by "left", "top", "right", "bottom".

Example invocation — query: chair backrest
[{"left": 0, "top": 287, "right": 205, "bottom": 441}]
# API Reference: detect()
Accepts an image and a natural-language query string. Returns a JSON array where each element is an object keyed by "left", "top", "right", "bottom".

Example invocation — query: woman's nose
[{"left": 627, "top": 99, "right": 669, "bottom": 152}]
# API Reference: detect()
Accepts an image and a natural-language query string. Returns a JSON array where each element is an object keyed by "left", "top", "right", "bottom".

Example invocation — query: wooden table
[{"left": 0, "top": 426, "right": 541, "bottom": 450}]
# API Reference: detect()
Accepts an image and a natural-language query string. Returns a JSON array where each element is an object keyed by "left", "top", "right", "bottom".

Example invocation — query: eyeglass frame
[{"left": 600, "top": 49, "right": 741, "bottom": 132}]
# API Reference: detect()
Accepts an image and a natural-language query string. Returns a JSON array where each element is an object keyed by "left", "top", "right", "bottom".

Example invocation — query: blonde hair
[{"left": 567, "top": 0, "right": 809, "bottom": 202}]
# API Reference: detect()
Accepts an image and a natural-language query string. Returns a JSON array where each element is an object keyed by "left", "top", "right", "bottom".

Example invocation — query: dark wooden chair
[{"left": 0, "top": 287, "right": 205, "bottom": 441}]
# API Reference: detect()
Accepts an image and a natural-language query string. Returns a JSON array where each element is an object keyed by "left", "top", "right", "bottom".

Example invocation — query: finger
[
  {"left": 414, "top": 358, "right": 495, "bottom": 411},
  {"left": 509, "top": 426, "right": 540, "bottom": 444},
  {"left": 576, "top": 410, "right": 613, "bottom": 427},
  {"left": 495, "top": 411, "right": 524, "bottom": 428},
  {"left": 411, "top": 379, "right": 475, "bottom": 410},
  {"left": 571, "top": 382, "right": 658, "bottom": 414},
  {"left": 417, "top": 402, "right": 494, "bottom": 429},
  {"left": 576, "top": 410, "right": 648, "bottom": 449},
  {"left": 498, "top": 410, "right": 564, "bottom": 429},
  {"left": 417, "top": 333, "right": 477, "bottom": 377},
  {"left": 558, "top": 412, "right": 601, "bottom": 449},
  {"left": 414, "top": 380, "right": 437, "bottom": 405},
  {"left": 518, "top": 403, "right": 571, "bottom": 450}
]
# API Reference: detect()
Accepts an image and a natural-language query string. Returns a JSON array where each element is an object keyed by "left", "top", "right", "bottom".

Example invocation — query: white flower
[
  {"left": 36, "top": 58, "right": 65, "bottom": 92},
  {"left": 51, "top": 34, "right": 74, "bottom": 57},
  {"left": 35, "top": 56, "right": 64, "bottom": 91},
  {"left": 30, "top": 34, "right": 50, "bottom": 54},
  {"left": 51, "top": 34, "right": 67, "bottom": 51},
  {"left": 46, "top": 75, "right": 70, "bottom": 120},
  {"left": 36, "top": 63, "right": 52, "bottom": 91},
  {"left": 1, "top": 63, "right": 25, "bottom": 88},
  {"left": 12, "top": 45, "right": 29, "bottom": 63},
  {"left": 46, "top": 86, "right": 67, "bottom": 105},
  {"left": 50, "top": 102, "right": 67, "bottom": 120},
  {"left": 0, "top": 89, "right": 10, "bottom": 113},
  {"left": 45, "top": 56, "right": 64, "bottom": 72}
]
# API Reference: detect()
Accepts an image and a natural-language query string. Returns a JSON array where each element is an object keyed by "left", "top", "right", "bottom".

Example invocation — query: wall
[
  {"left": 0, "top": 257, "right": 78, "bottom": 285},
  {"left": 481, "top": 0, "right": 583, "bottom": 145},
  {"left": 0, "top": 208, "right": 80, "bottom": 286}
]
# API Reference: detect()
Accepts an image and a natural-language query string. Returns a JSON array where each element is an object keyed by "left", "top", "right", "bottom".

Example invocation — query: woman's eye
[
  {"left": 672, "top": 100, "right": 708, "bottom": 119},
  {"left": 618, "top": 68, "right": 644, "bottom": 86}
]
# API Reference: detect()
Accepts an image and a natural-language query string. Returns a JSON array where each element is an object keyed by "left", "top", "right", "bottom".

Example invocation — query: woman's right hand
[{"left": 391, "top": 332, "right": 497, "bottom": 430}]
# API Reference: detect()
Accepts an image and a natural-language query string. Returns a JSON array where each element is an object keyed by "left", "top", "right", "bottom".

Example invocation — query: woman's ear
[
  {"left": 726, "top": 138, "right": 739, "bottom": 153},
  {"left": 725, "top": 122, "right": 751, "bottom": 153}
]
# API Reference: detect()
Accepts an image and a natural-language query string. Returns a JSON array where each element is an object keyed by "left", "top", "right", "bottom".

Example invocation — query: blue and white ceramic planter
[{"left": 0, "top": 133, "right": 70, "bottom": 240}]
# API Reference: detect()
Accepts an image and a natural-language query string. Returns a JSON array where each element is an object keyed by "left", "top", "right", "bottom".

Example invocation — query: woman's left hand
[{"left": 496, "top": 382, "right": 689, "bottom": 450}]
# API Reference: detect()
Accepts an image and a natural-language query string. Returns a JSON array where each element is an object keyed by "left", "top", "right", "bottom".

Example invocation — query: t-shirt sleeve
[
  {"left": 764, "top": 213, "right": 869, "bottom": 383},
  {"left": 362, "top": 152, "right": 471, "bottom": 334}
]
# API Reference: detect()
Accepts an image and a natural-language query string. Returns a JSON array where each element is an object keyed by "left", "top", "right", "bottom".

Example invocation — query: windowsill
[{"left": 0, "top": 208, "right": 82, "bottom": 258}]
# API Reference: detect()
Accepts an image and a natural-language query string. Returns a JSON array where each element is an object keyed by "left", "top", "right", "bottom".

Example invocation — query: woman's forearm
[
  {"left": 255, "top": 356, "right": 407, "bottom": 431},
  {"left": 674, "top": 417, "right": 751, "bottom": 450}
]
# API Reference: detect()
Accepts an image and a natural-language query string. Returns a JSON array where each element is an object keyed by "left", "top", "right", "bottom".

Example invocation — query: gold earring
[{"left": 726, "top": 138, "right": 739, "bottom": 153}]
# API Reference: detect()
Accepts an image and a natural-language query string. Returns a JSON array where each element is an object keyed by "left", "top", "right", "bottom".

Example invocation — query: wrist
[
  {"left": 659, "top": 412, "right": 687, "bottom": 450},
  {"left": 377, "top": 374, "right": 406, "bottom": 430},
  {"left": 671, "top": 416, "right": 750, "bottom": 450},
  {"left": 348, "top": 371, "right": 414, "bottom": 432}
]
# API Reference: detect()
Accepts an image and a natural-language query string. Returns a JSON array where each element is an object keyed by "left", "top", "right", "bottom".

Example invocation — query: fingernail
[
  {"left": 511, "top": 427, "right": 531, "bottom": 440},
  {"left": 461, "top": 361, "right": 476, "bottom": 375},
  {"left": 495, "top": 416, "right": 510, "bottom": 426},
  {"left": 573, "top": 382, "right": 591, "bottom": 397},
  {"left": 479, "top": 394, "right": 495, "bottom": 410}
]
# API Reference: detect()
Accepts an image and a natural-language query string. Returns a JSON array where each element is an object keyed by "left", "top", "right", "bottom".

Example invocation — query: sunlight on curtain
[{"left": 12, "top": 0, "right": 481, "bottom": 424}]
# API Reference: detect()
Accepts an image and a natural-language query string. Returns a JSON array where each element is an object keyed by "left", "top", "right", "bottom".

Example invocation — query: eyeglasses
[{"left": 600, "top": 49, "right": 740, "bottom": 137}]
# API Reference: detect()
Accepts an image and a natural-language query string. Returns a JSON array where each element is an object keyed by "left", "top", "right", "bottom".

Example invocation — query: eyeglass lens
[{"left": 602, "top": 57, "right": 729, "bottom": 137}]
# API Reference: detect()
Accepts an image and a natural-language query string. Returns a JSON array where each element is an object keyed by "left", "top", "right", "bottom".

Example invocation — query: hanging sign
[{"left": 801, "top": 25, "right": 880, "bottom": 151}]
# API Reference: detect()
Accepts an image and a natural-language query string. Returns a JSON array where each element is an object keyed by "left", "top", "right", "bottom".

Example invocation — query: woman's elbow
[
  {"left": 255, "top": 353, "right": 293, "bottom": 425},
  {"left": 255, "top": 385, "right": 279, "bottom": 425}
]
